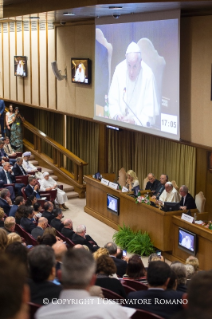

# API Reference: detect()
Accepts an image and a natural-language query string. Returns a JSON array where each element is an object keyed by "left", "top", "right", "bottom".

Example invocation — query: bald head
[
  {"left": 38, "top": 217, "right": 48, "bottom": 229},
  {"left": 63, "top": 219, "right": 73, "bottom": 229},
  {"left": 52, "top": 241, "right": 67, "bottom": 261}
]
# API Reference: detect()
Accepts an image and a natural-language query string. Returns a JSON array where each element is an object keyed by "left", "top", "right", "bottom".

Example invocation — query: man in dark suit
[
  {"left": 42, "top": 201, "right": 54, "bottom": 224},
  {"left": 61, "top": 219, "right": 75, "bottom": 239},
  {"left": 12, "top": 157, "right": 27, "bottom": 176},
  {"left": 145, "top": 173, "right": 160, "bottom": 193},
  {"left": 126, "top": 261, "right": 185, "bottom": 319},
  {"left": 104, "top": 242, "right": 127, "bottom": 277},
  {"left": 179, "top": 185, "right": 197, "bottom": 210},
  {"left": 0, "top": 99, "right": 5, "bottom": 137},
  {"left": 0, "top": 162, "right": 25, "bottom": 196},
  {"left": 0, "top": 140, "right": 16, "bottom": 165},
  {"left": 25, "top": 175, "right": 40, "bottom": 198},
  {"left": 152, "top": 174, "right": 169, "bottom": 200},
  {"left": 50, "top": 208, "right": 64, "bottom": 232},
  {"left": 0, "top": 188, "right": 13, "bottom": 215},
  {"left": 31, "top": 217, "right": 48, "bottom": 239},
  {"left": 72, "top": 224, "right": 99, "bottom": 252},
  {"left": 9, "top": 196, "right": 25, "bottom": 217}
]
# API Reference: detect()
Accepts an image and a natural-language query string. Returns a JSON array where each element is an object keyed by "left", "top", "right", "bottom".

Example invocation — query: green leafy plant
[{"left": 113, "top": 225, "right": 154, "bottom": 256}]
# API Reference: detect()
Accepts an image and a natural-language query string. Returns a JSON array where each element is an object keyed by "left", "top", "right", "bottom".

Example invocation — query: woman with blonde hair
[
  {"left": 126, "top": 170, "right": 140, "bottom": 191},
  {"left": 0, "top": 228, "right": 8, "bottom": 251},
  {"left": 93, "top": 247, "right": 109, "bottom": 260},
  {"left": 7, "top": 233, "right": 22, "bottom": 245}
]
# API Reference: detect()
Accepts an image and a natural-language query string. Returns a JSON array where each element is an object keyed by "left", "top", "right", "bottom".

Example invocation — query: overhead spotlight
[
  {"left": 109, "top": 6, "right": 122, "bottom": 10},
  {"left": 63, "top": 12, "right": 75, "bottom": 16},
  {"left": 51, "top": 61, "right": 67, "bottom": 81}
]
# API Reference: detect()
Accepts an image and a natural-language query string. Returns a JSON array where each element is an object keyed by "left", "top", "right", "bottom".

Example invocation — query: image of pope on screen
[{"left": 108, "top": 41, "right": 159, "bottom": 127}]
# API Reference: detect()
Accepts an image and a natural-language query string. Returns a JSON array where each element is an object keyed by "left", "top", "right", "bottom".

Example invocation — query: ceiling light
[
  {"left": 63, "top": 12, "right": 75, "bottom": 16},
  {"left": 109, "top": 6, "right": 122, "bottom": 10},
  {"left": 29, "top": 17, "right": 40, "bottom": 19}
]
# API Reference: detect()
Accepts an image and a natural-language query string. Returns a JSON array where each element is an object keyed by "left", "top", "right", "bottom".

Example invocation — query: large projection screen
[{"left": 94, "top": 11, "right": 180, "bottom": 140}]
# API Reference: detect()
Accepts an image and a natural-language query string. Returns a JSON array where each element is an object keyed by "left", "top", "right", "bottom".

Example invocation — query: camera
[{"left": 113, "top": 14, "right": 120, "bottom": 19}]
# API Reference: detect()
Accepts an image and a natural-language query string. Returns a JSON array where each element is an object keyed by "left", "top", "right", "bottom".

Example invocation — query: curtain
[
  {"left": 66, "top": 116, "right": 99, "bottom": 175},
  {"left": 108, "top": 129, "right": 196, "bottom": 195}
]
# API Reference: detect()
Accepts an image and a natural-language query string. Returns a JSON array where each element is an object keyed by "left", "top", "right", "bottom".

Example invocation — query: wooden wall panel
[
  {"left": 16, "top": 21, "right": 23, "bottom": 102},
  {"left": 48, "top": 23, "right": 56, "bottom": 109},
  {"left": 24, "top": 21, "right": 31, "bottom": 104},
  {"left": 3, "top": 23, "right": 9, "bottom": 99},
  {"left": 31, "top": 21, "right": 39, "bottom": 106},
  {"left": 9, "top": 22, "right": 16, "bottom": 101},
  {"left": 39, "top": 21, "right": 47, "bottom": 107},
  {"left": 0, "top": 25, "right": 3, "bottom": 98}
]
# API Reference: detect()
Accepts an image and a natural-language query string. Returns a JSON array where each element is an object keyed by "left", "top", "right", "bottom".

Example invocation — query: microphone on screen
[{"left": 122, "top": 87, "right": 143, "bottom": 126}]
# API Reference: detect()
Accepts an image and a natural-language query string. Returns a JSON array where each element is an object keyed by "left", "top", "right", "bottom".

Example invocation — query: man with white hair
[
  {"left": 179, "top": 185, "right": 196, "bottom": 210},
  {"left": 72, "top": 225, "right": 99, "bottom": 252},
  {"left": 22, "top": 151, "right": 43, "bottom": 179},
  {"left": 108, "top": 41, "right": 159, "bottom": 127},
  {"left": 158, "top": 181, "right": 180, "bottom": 204}
]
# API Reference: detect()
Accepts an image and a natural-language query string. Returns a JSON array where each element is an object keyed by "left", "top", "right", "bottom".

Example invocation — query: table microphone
[{"left": 122, "top": 87, "right": 143, "bottom": 126}]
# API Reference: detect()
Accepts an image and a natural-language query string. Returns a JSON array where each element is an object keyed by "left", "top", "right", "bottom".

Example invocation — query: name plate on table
[
  {"left": 109, "top": 182, "right": 119, "bottom": 190},
  {"left": 101, "top": 178, "right": 109, "bottom": 186},
  {"left": 122, "top": 186, "right": 128, "bottom": 193},
  {"left": 181, "top": 213, "right": 194, "bottom": 224}
]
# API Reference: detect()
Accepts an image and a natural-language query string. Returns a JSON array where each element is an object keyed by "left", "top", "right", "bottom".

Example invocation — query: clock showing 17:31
[{"left": 161, "top": 113, "right": 178, "bottom": 135}]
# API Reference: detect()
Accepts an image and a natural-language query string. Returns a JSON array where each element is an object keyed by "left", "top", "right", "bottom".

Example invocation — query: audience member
[
  {"left": 33, "top": 202, "right": 43, "bottom": 215},
  {"left": 25, "top": 175, "right": 40, "bottom": 199},
  {"left": 0, "top": 140, "right": 16, "bottom": 165},
  {"left": 5, "top": 104, "right": 15, "bottom": 139},
  {"left": 0, "top": 162, "right": 24, "bottom": 195},
  {"left": 0, "top": 207, "right": 4, "bottom": 227},
  {"left": 185, "top": 256, "right": 199, "bottom": 272},
  {"left": 12, "top": 157, "right": 27, "bottom": 176},
  {"left": 126, "top": 261, "right": 185, "bottom": 319},
  {"left": 4, "top": 136, "right": 17, "bottom": 157},
  {"left": 42, "top": 201, "right": 54, "bottom": 224},
  {"left": 152, "top": 174, "right": 168, "bottom": 199},
  {"left": 37, "top": 234, "right": 57, "bottom": 246},
  {"left": 4, "top": 216, "right": 16, "bottom": 234},
  {"left": 22, "top": 151, "right": 43, "bottom": 179},
  {"left": 116, "top": 248, "right": 124, "bottom": 259},
  {"left": 158, "top": 181, "right": 180, "bottom": 204},
  {"left": 0, "top": 253, "right": 29, "bottom": 319},
  {"left": 7, "top": 232, "right": 22, "bottom": 245},
  {"left": 148, "top": 253, "right": 165, "bottom": 265},
  {"left": 72, "top": 224, "right": 99, "bottom": 252},
  {"left": 0, "top": 188, "right": 13, "bottom": 215},
  {"left": 52, "top": 240, "right": 67, "bottom": 272},
  {"left": 20, "top": 206, "right": 36, "bottom": 233},
  {"left": 185, "top": 264, "right": 195, "bottom": 280},
  {"left": 5, "top": 241, "right": 28, "bottom": 268},
  {"left": 43, "top": 227, "right": 57, "bottom": 237},
  {"left": 61, "top": 218, "right": 75, "bottom": 239},
  {"left": 50, "top": 208, "right": 64, "bottom": 232},
  {"left": 167, "top": 268, "right": 178, "bottom": 290},
  {"left": 31, "top": 217, "right": 48, "bottom": 240},
  {"left": 0, "top": 228, "right": 8, "bottom": 251},
  {"left": 9, "top": 195, "right": 25, "bottom": 217},
  {"left": 104, "top": 242, "right": 127, "bottom": 277},
  {"left": 25, "top": 194, "right": 37, "bottom": 206},
  {"left": 95, "top": 254, "right": 126, "bottom": 298},
  {"left": 179, "top": 185, "right": 197, "bottom": 210},
  {"left": 15, "top": 204, "right": 26, "bottom": 224},
  {"left": 93, "top": 247, "right": 109, "bottom": 260},
  {"left": 28, "top": 245, "right": 62, "bottom": 305},
  {"left": 36, "top": 249, "right": 132, "bottom": 319},
  {"left": 170, "top": 262, "right": 187, "bottom": 292},
  {"left": 123, "top": 254, "right": 147, "bottom": 283},
  {"left": 145, "top": 173, "right": 160, "bottom": 193}
]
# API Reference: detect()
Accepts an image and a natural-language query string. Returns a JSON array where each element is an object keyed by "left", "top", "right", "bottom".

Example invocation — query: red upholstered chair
[
  {"left": 21, "top": 186, "right": 50, "bottom": 202},
  {"left": 122, "top": 283, "right": 136, "bottom": 294},
  {"left": 28, "top": 302, "right": 41, "bottom": 319},
  {"left": 55, "top": 230, "right": 75, "bottom": 247},
  {"left": 15, "top": 175, "right": 29, "bottom": 186},
  {"left": 101, "top": 288, "right": 123, "bottom": 300},
  {"left": 121, "top": 279, "right": 148, "bottom": 291},
  {"left": 131, "top": 309, "right": 164, "bottom": 319},
  {"left": 15, "top": 224, "right": 38, "bottom": 246}
]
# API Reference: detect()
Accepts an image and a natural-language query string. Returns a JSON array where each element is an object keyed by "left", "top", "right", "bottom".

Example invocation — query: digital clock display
[{"left": 161, "top": 113, "right": 178, "bottom": 135}]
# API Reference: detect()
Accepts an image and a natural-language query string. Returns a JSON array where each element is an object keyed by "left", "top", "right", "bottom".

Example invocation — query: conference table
[{"left": 84, "top": 174, "right": 195, "bottom": 252}]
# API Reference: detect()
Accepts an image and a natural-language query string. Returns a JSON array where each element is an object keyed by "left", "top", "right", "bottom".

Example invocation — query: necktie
[
  {"left": 6, "top": 171, "right": 12, "bottom": 184},
  {"left": 7, "top": 145, "right": 9, "bottom": 154}
]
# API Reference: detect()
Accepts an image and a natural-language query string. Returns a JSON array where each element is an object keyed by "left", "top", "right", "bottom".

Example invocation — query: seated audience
[
  {"left": 50, "top": 208, "right": 64, "bottom": 232},
  {"left": 0, "top": 162, "right": 24, "bottom": 196},
  {"left": 0, "top": 207, "right": 4, "bottom": 227},
  {"left": 20, "top": 206, "right": 36, "bottom": 233},
  {"left": 104, "top": 242, "right": 127, "bottom": 277},
  {"left": 158, "top": 181, "right": 180, "bottom": 204},
  {"left": 170, "top": 262, "right": 187, "bottom": 292},
  {"left": 5, "top": 241, "right": 28, "bottom": 268},
  {"left": 12, "top": 157, "right": 27, "bottom": 176},
  {"left": 4, "top": 216, "right": 16, "bottom": 234},
  {"left": 0, "top": 228, "right": 8, "bottom": 251},
  {"left": 25, "top": 175, "right": 40, "bottom": 199},
  {"left": 0, "top": 188, "right": 13, "bottom": 215},
  {"left": 28, "top": 245, "right": 62, "bottom": 305},
  {"left": 15, "top": 204, "right": 26, "bottom": 224},
  {"left": 9, "top": 196, "right": 25, "bottom": 217},
  {"left": 126, "top": 170, "right": 139, "bottom": 191},
  {"left": 37, "top": 234, "right": 57, "bottom": 246},
  {"left": 0, "top": 253, "right": 29, "bottom": 319},
  {"left": 7, "top": 232, "right": 22, "bottom": 245},
  {"left": 42, "top": 201, "right": 54, "bottom": 224},
  {"left": 25, "top": 194, "right": 37, "bottom": 207},
  {"left": 43, "top": 227, "right": 57, "bottom": 237},
  {"left": 72, "top": 224, "right": 99, "bottom": 252},
  {"left": 123, "top": 254, "right": 147, "bottom": 283},
  {"left": 116, "top": 248, "right": 124, "bottom": 259},
  {"left": 52, "top": 241, "right": 67, "bottom": 272},
  {"left": 4, "top": 136, "right": 17, "bottom": 157},
  {"left": 145, "top": 173, "right": 160, "bottom": 193},
  {"left": 179, "top": 185, "right": 197, "bottom": 210},
  {"left": 31, "top": 217, "right": 48, "bottom": 240},
  {"left": 95, "top": 254, "right": 126, "bottom": 298},
  {"left": 61, "top": 219, "right": 75, "bottom": 239},
  {"left": 126, "top": 261, "right": 185, "bottom": 319},
  {"left": 33, "top": 202, "right": 43, "bottom": 217},
  {"left": 0, "top": 140, "right": 16, "bottom": 165},
  {"left": 185, "top": 264, "right": 195, "bottom": 280},
  {"left": 148, "top": 253, "right": 165, "bottom": 265},
  {"left": 152, "top": 174, "right": 168, "bottom": 199},
  {"left": 185, "top": 256, "right": 199, "bottom": 273},
  {"left": 167, "top": 268, "right": 178, "bottom": 290},
  {"left": 36, "top": 249, "right": 132, "bottom": 319},
  {"left": 22, "top": 151, "right": 43, "bottom": 179},
  {"left": 40, "top": 172, "right": 68, "bottom": 210},
  {"left": 93, "top": 247, "right": 109, "bottom": 260}
]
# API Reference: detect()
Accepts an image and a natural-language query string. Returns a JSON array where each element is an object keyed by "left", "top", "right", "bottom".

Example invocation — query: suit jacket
[
  {"left": 42, "top": 210, "right": 55, "bottom": 225},
  {"left": 0, "top": 169, "right": 15, "bottom": 184},
  {"left": 9, "top": 204, "right": 18, "bottom": 217},
  {"left": 4, "top": 143, "right": 14, "bottom": 155},
  {"left": 0, "top": 148, "right": 8, "bottom": 161},
  {"left": 61, "top": 227, "right": 75, "bottom": 240},
  {"left": 95, "top": 276, "right": 126, "bottom": 298},
  {"left": 25, "top": 184, "right": 38, "bottom": 198},
  {"left": 20, "top": 217, "right": 36, "bottom": 233},
  {"left": 50, "top": 218, "right": 64, "bottom": 232},
  {"left": 12, "top": 163, "right": 27, "bottom": 176},
  {"left": 28, "top": 278, "right": 62, "bottom": 305},
  {"left": 0, "top": 99, "right": 5, "bottom": 116},
  {"left": 0, "top": 198, "right": 12, "bottom": 215},
  {"left": 126, "top": 289, "right": 184, "bottom": 319},
  {"left": 31, "top": 226, "right": 44, "bottom": 239},
  {"left": 179, "top": 193, "right": 196, "bottom": 210},
  {"left": 72, "top": 233, "right": 98, "bottom": 252},
  {"left": 110, "top": 256, "right": 127, "bottom": 277},
  {"left": 145, "top": 179, "right": 160, "bottom": 192}
]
